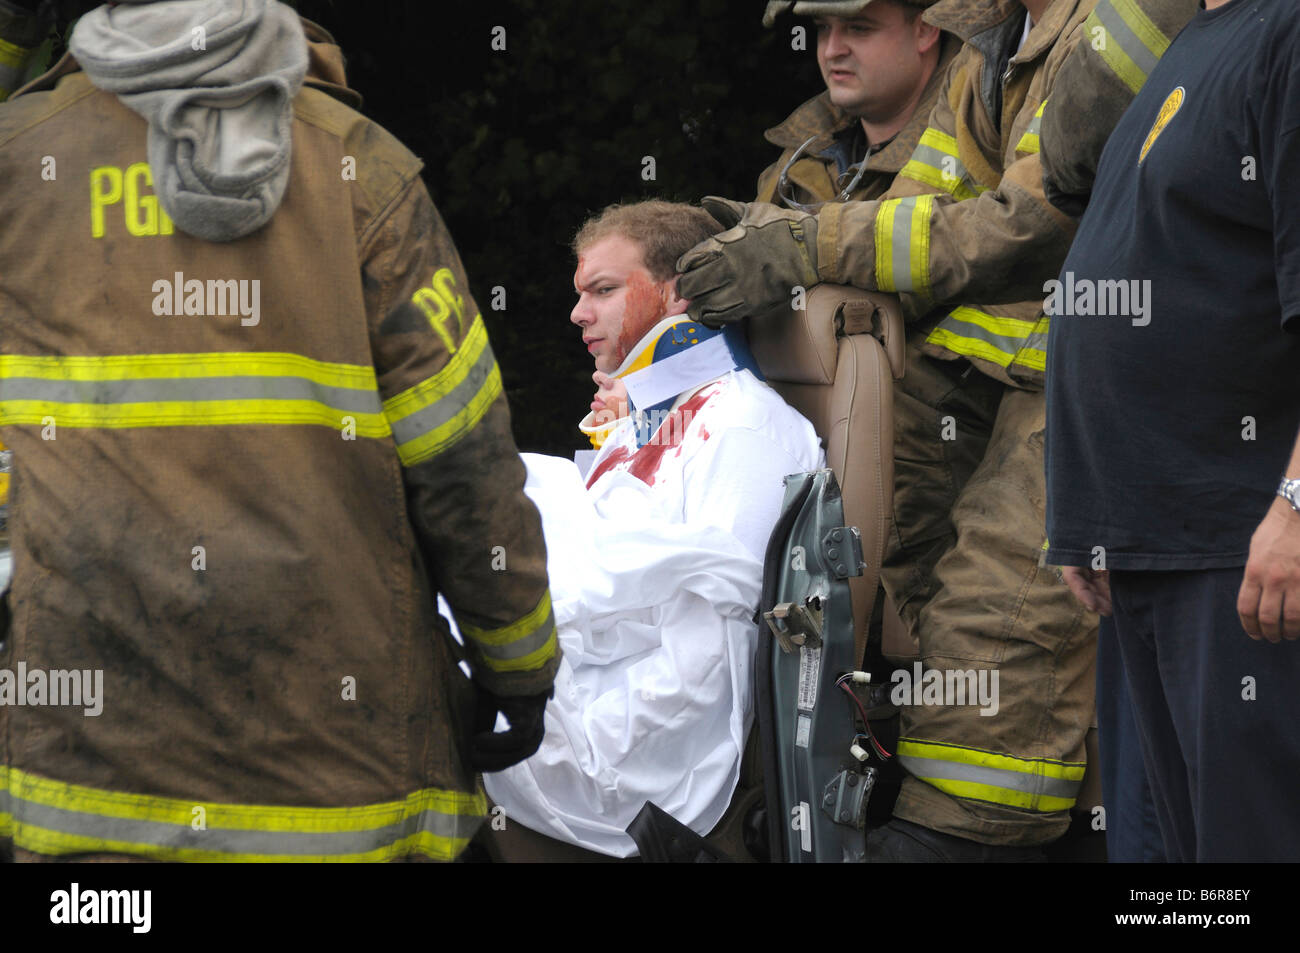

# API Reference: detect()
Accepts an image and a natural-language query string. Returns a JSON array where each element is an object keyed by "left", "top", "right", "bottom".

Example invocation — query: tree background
[{"left": 280, "top": 0, "right": 822, "bottom": 454}]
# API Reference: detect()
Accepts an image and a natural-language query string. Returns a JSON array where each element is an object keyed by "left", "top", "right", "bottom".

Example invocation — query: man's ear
[
  {"left": 915, "top": 19, "right": 940, "bottom": 56},
  {"left": 663, "top": 276, "right": 690, "bottom": 316}
]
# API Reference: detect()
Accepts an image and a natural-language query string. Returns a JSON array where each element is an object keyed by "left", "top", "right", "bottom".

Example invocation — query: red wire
[{"left": 839, "top": 681, "right": 892, "bottom": 759}]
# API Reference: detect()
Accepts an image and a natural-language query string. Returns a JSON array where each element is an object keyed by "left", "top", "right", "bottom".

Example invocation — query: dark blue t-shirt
[{"left": 1045, "top": 0, "right": 1300, "bottom": 570}]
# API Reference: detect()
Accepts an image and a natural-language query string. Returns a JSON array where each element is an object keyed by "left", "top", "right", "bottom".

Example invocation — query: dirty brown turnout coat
[
  {"left": 1039, "top": 0, "right": 1200, "bottom": 215},
  {"left": 0, "top": 27, "right": 557, "bottom": 861},
  {"left": 812, "top": 0, "right": 1100, "bottom": 389}
]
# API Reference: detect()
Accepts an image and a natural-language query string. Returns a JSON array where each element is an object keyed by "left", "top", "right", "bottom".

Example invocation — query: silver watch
[{"left": 1279, "top": 478, "right": 1300, "bottom": 514}]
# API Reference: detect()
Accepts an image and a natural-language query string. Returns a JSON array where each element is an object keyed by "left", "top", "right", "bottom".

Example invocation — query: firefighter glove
[
  {"left": 469, "top": 684, "right": 553, "bottom": 773},
  {"left": 676, "top": 196, "right": 820, "bottom": 329}
]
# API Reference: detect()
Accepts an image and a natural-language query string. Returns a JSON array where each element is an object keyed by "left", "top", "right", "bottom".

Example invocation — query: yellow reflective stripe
[
  {"left": 913, "top": 777, "right": 1076, "bottom": 813},
  {"left": 925, "top": 307, "right": 1041, "bottom": 369},
  {"left": 1, "top": 765, "right": 485, "bottom": 862},
  {"left": 1012, "top": 314, "right": 1051, "bottom": 372},
  {"left": 482, "top": 628, "right": 558, "bottom": 674},
  {"left": 14, "top": 827, "right": 475, "bottom": 863},
  {"left": 460, "top": 590, "right": 558, "bottom": 674},
  {"left": 898, "top": 738, "right": 1084, "bottom": 812},
  {"left": 1088, "top": 0, "right": 1172, "bottom": 95},
  {"left": 875, "top": 195, "right": 935, "bottom": 295},
  {"left": 383, "top": 314, "right": 504, "bottom": 466},
  {"left": 943, "top": 307, "right": 1038, "bottom": 338},
  {"left": 1109, "top": 0, "right": 1173, "bottom": 62},
  {"left": 0, "top": 352, "right": 378, "bottom": 386},
  {"left": 898, "top": 161, "right": 980, "bottom": 201},
  {"left": 383, "top": 317, "right": 490, "bottom": 422},
  {"left": 1013, "top": 346, "right": 1047, "bottom": 372},
  {"left": 393, "top": 365, "right": 499, "bottom": 466},
  {"left": 0, "top": 399, "right": 389, "bottom": 433},
  {"left": 0, "top": 352, "right": 389, "bottom": 436},
  {"left": 0, "top": 36, "right": 30, "bottom": 69},
  {"left": 1016, "top": 100, "right": 1047, "bottom": 155},
  {"left": 874, "top": 199, "right": 900, "bottom": 292},
  {"left": 926, "top": 328, "right": 1015, "bottom": 368},
  {"left": 905, "top": 195, "right": 934, "bottom": 295},
  {"left": 899, "top": 128, "right": 984, "bottom": 201},
  {"left": 460, "top": 589, "right": 551, "bottom": 646}
]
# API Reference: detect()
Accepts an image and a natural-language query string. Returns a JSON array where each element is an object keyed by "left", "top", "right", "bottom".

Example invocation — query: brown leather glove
[{"left": 675, "top": 196, "right": 820, "bottom": 328}]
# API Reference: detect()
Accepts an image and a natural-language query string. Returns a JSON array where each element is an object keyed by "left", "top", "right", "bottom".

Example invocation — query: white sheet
[{"left": 484, "top": 370, "right": 822, "bottom": 857}]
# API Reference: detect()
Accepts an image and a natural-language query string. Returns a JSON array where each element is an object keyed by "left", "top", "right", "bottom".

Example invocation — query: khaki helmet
[{"left": 763, "top": 0, "right": 936, "bottom": 28}]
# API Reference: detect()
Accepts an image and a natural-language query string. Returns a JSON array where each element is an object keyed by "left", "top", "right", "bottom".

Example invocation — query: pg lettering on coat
[
  {"left": 90, "top": 162, "right": 175, "bottom": 238},
  {"left": 411, "top": 267, "right": 467, "bottom": 353}
]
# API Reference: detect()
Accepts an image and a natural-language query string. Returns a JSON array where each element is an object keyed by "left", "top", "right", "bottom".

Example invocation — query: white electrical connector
[
  {"left": 849, "top": 743, "right": 869, "bottom": 762},
  {"left": 849, "top": 671, "right": 871, "bottom": 684}
]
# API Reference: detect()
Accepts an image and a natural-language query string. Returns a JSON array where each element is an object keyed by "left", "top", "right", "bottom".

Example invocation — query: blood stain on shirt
[{"left": 585, "top": 386, "right": 719, "bottom": 489}]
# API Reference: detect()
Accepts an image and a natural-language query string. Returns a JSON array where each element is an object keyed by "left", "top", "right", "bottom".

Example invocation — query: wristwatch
[{"left": 1278, "top": 477, "right": 1300, "bottom": 514}]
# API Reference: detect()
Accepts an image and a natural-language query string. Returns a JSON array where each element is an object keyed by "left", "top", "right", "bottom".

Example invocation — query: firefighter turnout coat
[
  {"left": 813, "top": 0, "right": 1099, "bottom": 388},
  {"left": 1040, "top": 0, "right": 1200, "bottom": 214},
  {"left": 0, "top": 27, "right": 557, "bottom": 862}
]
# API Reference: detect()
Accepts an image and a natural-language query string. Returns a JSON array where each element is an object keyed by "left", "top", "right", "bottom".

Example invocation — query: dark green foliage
[{"left": 299, "top": 2, "right": 821, "bottom": 453}]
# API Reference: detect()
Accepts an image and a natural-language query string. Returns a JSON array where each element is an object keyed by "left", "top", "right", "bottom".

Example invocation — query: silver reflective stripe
[
  {"left": 907, "top": 142, "right": 974, "bottom": 195},
  {"left": 0, "top": 376, "right": 382, "bottom": 413},
  {"left": 11, "top": 796, "right": 481, "bottom": 857},
  {"left": 1024, "top": 113, "right": 1042, "bottom": 137},
  {"left": 1094, "top": 0, "right": 1161, "bottom": 85},
  {"left": 387, "top": 340, "right": 497, "bottom": 445},
  {"left": 1021, "top": 323, "right": 1050, "bottom": 356},
  {"left": 890, "top": 197, "right": 919, "bottom": 293},
  {"left": 899, "top": 754, "right": 1081, "bottom": 801},
  {"left": 932, "top": 311, "right": 1025, "bottom": 361},
  {"left": 476, "top": 608, "right": 557, "bottom": 662}
]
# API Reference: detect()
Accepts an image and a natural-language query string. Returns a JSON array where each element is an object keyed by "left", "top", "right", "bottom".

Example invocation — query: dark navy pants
[
  {"left": 1109, "top": 568, "right": 1300, "bottom": 862},
  {"left": 1097, "top": 614, "right": 1165, "bottom": 862}
]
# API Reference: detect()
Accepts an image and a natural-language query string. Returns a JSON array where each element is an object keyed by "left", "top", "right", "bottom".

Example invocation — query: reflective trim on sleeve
[
  {"left": 0, "top": 36, "right": 33, "bottom": 102},
  {"left": 0, "top": 36, "right": 30, "bottom": 68},
  {"left": 383, "top": 314, "right": 503, "bottom": 467},
  {"left": 0, "top": 766, "right": 485, "bottom": 862},
  {"left": 0, "top": 353, "right": 390, "bottom": 436},
  {"left": 897, "top": 738, "right": 1085, "bottom": 812},
  {"left": 1088, "top": 0, "right": 1172, "bottom": 94},
  {"left": 923, "top": 306, "right": 1038, "bottom": 368},
  {"left": 1012, "top": 314, "right": 1051, "bottom": 373},
  {"left": 899, "top": 128, "right": 986, "bottom": 201},
  {"left": 874, "top": 194, "right": 935, "bottom": 295},
  {"left": 1015, "top": 100, "right": 1047, "bottom": 155},
  {"left": 458, "top": 590, "right": 559, "bottom": 674}
]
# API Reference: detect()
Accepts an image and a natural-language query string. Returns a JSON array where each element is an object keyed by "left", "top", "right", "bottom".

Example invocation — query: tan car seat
[
  {"left": 748, "top": 287, "right": 1101, "bottom": 846},
  {"left": 748, "top": 284, "right": 906, "bottom": 666}
]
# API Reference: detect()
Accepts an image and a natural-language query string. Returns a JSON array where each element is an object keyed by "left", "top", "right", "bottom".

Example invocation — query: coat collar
[{"left": 763, "top": 30, "right": 960, "bottom": 176}]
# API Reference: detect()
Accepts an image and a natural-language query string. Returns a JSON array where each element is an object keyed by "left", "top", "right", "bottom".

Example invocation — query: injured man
[{"left": 483, "top": 200, "right": 823, "bottom": 857}]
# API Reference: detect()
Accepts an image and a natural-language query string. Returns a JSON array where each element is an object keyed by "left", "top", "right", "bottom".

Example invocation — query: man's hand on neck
[{"left": 592, "top": 371, "right": 629, "bottom": 421}]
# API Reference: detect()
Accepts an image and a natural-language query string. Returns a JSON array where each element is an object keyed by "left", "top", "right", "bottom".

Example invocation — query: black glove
[{"left": 468, "top": 684, "right": 552, "bottom": 773}]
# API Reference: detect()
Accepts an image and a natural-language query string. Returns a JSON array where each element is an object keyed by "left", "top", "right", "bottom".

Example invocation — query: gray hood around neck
[{"left": 70, "top": 0, "right": 308, "bottom": 242}]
